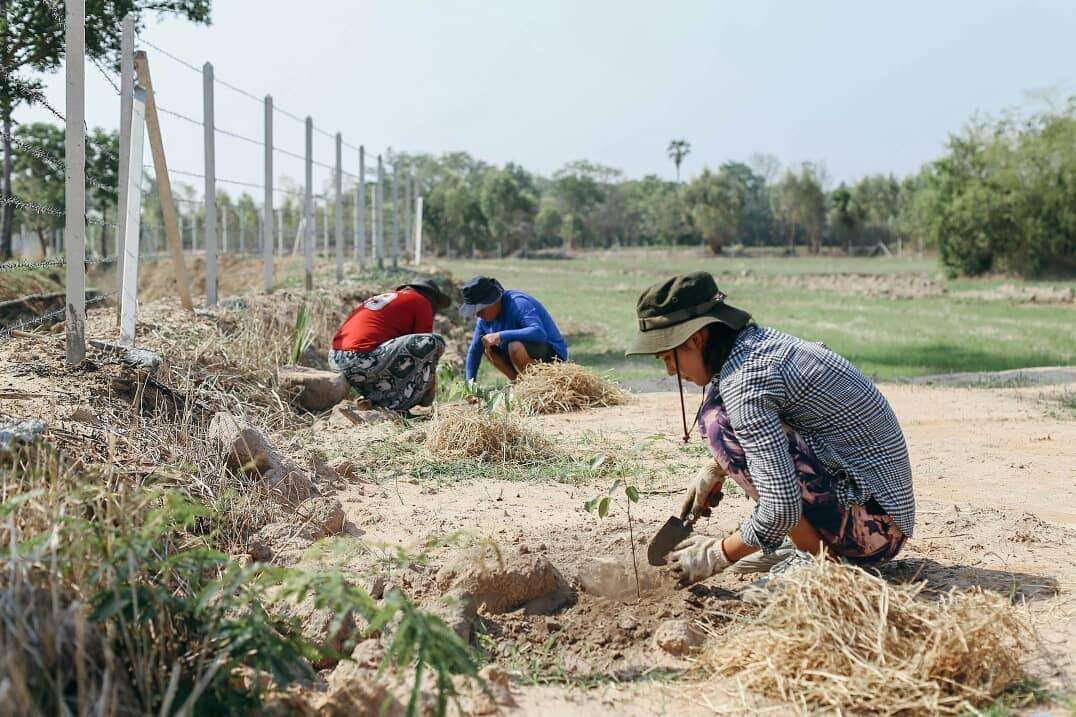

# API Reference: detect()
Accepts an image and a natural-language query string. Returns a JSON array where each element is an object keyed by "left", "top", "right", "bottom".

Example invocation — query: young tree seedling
[{"left": 584, "top": 476, "right": 642, "bottom": 599}]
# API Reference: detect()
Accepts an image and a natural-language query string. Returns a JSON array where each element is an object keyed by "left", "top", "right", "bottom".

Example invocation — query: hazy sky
[{"left": 19, "top": 0, "right": 1076, "bottom": 194}]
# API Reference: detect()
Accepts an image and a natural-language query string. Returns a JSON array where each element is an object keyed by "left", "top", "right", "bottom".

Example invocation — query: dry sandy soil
[
  {"left": 2, "top": 291, "right": 1073, "bottom": 713},
  {"left": 308, "top": 381, "right": 1076, "bottom": 715}
]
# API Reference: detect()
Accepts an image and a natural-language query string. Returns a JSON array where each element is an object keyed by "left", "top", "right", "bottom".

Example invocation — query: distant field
[{"left": 429, "top": 249, "right": 1076, "bottom": 383}]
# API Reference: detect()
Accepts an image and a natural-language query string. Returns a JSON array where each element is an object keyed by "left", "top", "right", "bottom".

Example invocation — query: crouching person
[
  {"left": 329, "top": 278, "right": 451, "bottom": 412},
  {"left": 626, "top": 272, "right": 915, "bottom": 586},
  {"left": 460, "top": 276, "right": 568, "bottom": 383}
]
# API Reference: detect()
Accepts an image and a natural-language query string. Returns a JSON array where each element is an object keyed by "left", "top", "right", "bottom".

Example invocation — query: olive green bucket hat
[{"left": 625, "top": 272, "right": 751, "bottom": 356}]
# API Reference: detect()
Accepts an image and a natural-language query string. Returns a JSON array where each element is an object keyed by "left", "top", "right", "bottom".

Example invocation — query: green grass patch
[{"left": 432, "top": 251, "right": 1075, "bottom": 382}]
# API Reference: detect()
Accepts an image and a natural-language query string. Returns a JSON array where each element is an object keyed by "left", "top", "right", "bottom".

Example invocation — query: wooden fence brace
[{"left": 135, "top": 50, "right": 194, "bottom": 311}]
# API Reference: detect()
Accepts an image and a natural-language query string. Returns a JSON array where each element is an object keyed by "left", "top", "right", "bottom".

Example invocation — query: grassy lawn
[{"left": 428, "top": 249, "right": 1076, "bottom": 383}]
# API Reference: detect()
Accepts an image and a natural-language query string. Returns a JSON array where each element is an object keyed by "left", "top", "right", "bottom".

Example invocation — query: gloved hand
[
  {"left": 669, "top": 535, "right": 731, "bottom": 586},
  {"left": 680, "top": 463, "right": 727, "bottom": 520}
]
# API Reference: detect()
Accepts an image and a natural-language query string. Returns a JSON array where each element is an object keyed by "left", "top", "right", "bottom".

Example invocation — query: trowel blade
[{"left": 647, "top": 515, "right": 694, "bottom": 566}]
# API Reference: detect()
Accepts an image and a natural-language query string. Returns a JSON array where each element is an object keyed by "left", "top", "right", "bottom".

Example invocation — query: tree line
[
  {"left": 4, "top": 102, "right": 1074, "bottom": 277},
  {"left": 397, "top": 97, "right": 1075, "bottom": 278}
]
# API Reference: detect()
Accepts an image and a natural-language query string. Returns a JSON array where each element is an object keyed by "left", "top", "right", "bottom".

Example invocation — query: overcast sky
[{"left": 19, "top": 0, "right": 1076, "bottom": 194}]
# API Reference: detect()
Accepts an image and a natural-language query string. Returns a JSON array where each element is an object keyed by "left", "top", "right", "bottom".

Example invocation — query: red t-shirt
[{"left": 331, "top": 288, "right": 434, "bottom": 352}]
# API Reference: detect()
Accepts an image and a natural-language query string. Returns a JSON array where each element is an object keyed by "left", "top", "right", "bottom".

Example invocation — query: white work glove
[
  {"left": 669, "top": 535, "right": 731, "bottom": 586},
  {"left": 680, "top": 463, "right": 727, "bottom": 520}
]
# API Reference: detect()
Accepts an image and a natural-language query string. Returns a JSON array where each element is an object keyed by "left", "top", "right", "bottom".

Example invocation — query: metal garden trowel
[
  {"left": 647, "top": 514, "right": 696, "bottom": 566},
  {"left": 647, "top": 489, "right": 724, "bottom": 566}
]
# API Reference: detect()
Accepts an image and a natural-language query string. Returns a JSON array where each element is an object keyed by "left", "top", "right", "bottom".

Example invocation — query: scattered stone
[
  {"left": 329, "top": 402, "right": 391, "bottom": 428},
  {"left": 278, "top": 365, "right": 348, "bottom": 412},
  {"left": 122, "top": 347, "right": 167, "bottom": 376},
  {"left": 0, "top": 418, "right": 47, "bottom": 453},
  {"left": 428, "top": 588, "right": 478, "bottom": 642},
  {"left": 275, "top": 590, "right": 358, "bottom": 670},
  {"left": 436, "top": 547, "right": 571, "bottom": 615},
  {"left": 209, "top": 412, "right": 274, "bottom": 474},
  {"left": 361, "top": 574, "right": 386, "bottom": 600},
  {"left": 349, "top": 638, "right": 385, "bottom": 669},
  {"left": 262, "top": 459, "right": 313, "bottom": 506},
  {"left": 329, "top": 457, "right": 363, "bottom": 481},
  {"left": 653, "top": 619, "right": 704, "bottom": 656},
  {"left": 296, "top": 497, "right": 345, "bottom": 538},
  {"left": 469, "top": 664, "right": 516, "bottom": 714},
  {"left": 64, "top": 404, "right": 101, "bottom": 426},
  {"left": 319, "top": 659, "right": 403, "bottom": 717},
  {"left": 247, "top": 521, "right": 319, "bottom": 563},
  {"left": 209, "top": 412, "right": 313, "bottom": 505}
]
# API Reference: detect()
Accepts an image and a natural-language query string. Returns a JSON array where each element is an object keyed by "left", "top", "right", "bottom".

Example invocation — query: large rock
[
  {"left": 278, "top": 365, "right": 348, "bottom": 413},
  {"left": 0, "top": 418, "right": 47, "bottom": 453},
  {"left": 208, "top": 412, "right": 274, "bottom": 474},
  {"left": 436, "top": 547, "right": 570, "bottom": 615},
  {"left": 208, "top": 412, "right": 311, "bottom": 505},
  {"left": 653, "top": 619, "right": 704, "bottom": 656}
]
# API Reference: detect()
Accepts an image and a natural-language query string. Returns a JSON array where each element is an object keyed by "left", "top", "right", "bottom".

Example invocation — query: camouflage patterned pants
[{"left": 329, "top": 333, "right": 445, "bottom": 412}]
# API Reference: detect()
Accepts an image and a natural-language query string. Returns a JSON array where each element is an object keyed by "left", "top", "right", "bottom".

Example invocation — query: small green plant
[
  {"left": 436, "top": 363, "right": 512, "bottom": 413},
  {"left": 584, "top": 478, "right": 642, "bottom": 599},
  {"left": 289, "top": 303, "right": 316, "bottom": 364}
]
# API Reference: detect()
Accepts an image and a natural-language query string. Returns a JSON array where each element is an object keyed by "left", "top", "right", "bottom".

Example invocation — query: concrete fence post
[
  {"left": 357, "top": 145, "right": 366, "bottom": 268},
  {"left": 119, "top": 87, "right": 147, "bottom": 347},
  {"left": 391, "top": 162, "right": 400, "bottom": 269},
  {"left": 334, "top": 132, "right": 343, "bottom": 282},
  {"left": 65, "top": 0, "right": 86, "bottom": 365},
  {"left": 115, "top": 13, "right": 134, "bottom": 323},
  {"left": 415, "top": 195, "right": 424, "bottom": 266},
  {"left": 404, "top": 172, "right": 413, "bottom": 261},
  {"left": 304, "top": 116, "right": 314, "bottom": 290},
  {"left": 202, "top": 62, "right": 217, "bottom": 306},
  {"left": 376, "top": 155, "right": 384, "bottom": 269}
]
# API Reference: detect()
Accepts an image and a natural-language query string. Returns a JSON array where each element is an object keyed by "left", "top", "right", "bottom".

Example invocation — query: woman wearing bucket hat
[
  {"left": 627, "top": 272, "right": 915, "bottom": 586},
  {"left": 328, "top": 278, "right": 452, "bottom": 412},
  {"left": 460, "top": 276, "right": 568, "bottom": 382}
]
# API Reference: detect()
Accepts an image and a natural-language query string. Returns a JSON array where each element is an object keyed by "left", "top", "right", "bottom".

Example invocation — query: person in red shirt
[{"left": 329, "top": 278, "right": 451, "bottom": 411}]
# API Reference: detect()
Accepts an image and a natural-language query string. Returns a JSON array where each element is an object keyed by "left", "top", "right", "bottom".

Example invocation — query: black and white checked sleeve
[{"left": 723, "top": 359, "right": 803, "bottom": 553}]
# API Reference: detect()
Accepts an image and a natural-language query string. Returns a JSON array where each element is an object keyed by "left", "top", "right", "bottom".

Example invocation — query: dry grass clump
[
  {"left": 512, "top": 362, "right": 627, "bottom": 414},
  {"left": 426, "top": 405, "right": 555, "bottom": 462},
  {"left": 702, "top": 557, "right": 1030, "bottom": 715}
]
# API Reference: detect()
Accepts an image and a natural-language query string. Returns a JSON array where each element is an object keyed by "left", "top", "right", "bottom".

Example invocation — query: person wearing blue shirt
[{"left": 460, "top": 276, "right": 568, "bottom": 382}]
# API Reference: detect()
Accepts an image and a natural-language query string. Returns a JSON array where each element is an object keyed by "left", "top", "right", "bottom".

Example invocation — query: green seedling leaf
[
  {"left": 583, "top": 497, "right": 598, "bottom": 513},
  {"left": 589, "top": 454, "right": 608, "bottom": 471},
  {"left": 625, "top": 485, "right": 640, "bottom": 503},
  {"left": 597, "top": 496, "right": 611, "bottom": 518},
  {"left": 608, "top": 479, "right": 622, "bottom": 495}
]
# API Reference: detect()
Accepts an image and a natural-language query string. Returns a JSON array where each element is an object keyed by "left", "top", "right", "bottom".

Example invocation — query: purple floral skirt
[{"left": 699, "top": 394, "right": 905, "bottom": 564}]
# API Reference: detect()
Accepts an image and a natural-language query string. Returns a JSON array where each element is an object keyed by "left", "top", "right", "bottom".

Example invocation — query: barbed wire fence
[{"left": 1, "top": 2, "right": 424, "bottom": 364}]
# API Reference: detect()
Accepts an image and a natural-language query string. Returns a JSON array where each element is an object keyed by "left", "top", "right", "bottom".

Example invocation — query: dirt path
[{"left": 332, "top": 382, "right": 1076, "bottom": 714}]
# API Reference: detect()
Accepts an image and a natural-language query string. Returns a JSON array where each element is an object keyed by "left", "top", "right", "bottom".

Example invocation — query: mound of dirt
[{"left": 436, "top": 546, "right": 571, "bottom": 615}]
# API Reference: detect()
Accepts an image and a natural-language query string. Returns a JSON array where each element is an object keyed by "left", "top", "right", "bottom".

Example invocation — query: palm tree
[{"left": 667, "top": 139, "right": 691, "bottom": 183}]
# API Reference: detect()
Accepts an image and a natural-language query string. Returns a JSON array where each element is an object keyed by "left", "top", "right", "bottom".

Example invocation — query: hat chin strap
[{"left": 673, "top": 349, "right": 706, "bottom": 444}]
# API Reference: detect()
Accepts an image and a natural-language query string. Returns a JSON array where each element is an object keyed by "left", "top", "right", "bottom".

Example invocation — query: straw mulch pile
[
  {"left": 425, "top": 405, "right": 555, "bottom": 462},
  {"left": 702, "top": 557, "right": 1030, "bottom": 715},
  {"left": 512, "top": 362, "right": 627, "bottom": 414}
]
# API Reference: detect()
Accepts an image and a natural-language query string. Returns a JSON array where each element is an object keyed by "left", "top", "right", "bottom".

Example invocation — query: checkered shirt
[{"left": 715, "top": 325, "right": 915, "bottom": 552}]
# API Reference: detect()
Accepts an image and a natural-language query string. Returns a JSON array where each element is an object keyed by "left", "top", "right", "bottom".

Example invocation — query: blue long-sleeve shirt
[{"left": 464, "top": 290, "right": 569, "bottom": 380}]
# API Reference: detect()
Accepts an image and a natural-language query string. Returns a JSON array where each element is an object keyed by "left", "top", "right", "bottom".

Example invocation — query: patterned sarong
[
  {"left": 329, "top": 333, "right": 445, "bottom": 412},
  {"left": 700, "top": 394, "right": 906, "bottom": 564}
]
